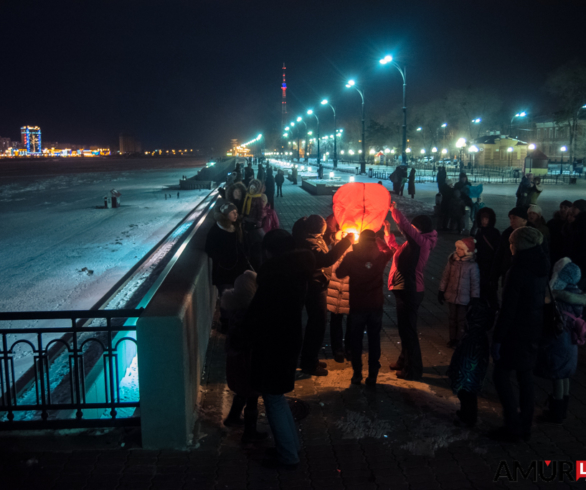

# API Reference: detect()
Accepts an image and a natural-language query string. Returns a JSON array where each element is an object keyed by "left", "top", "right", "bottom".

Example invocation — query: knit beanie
[
  {"left": 528, "top": 204, "right": 542, "bottom": 216},
  {"left": 553, "top": 262, "right": 582, "bottom": 291},
  {"left": 359, "top": 229, "right": 376, "bottom": 242},
  {"left": 456, "top": 237, "right": 476, "bottom": 255},
  {"left": 411, "top": 215, "right": 434, "bottom": 234},
  {"left": 509, "top": 226, "right": 543, "bottom": 252},
  {"left": 219, "top": 202, "right": 237, "bottom": 216},
  {"left": 305, "top": 215, "right": 327, "bottom": 235},
  {"left": 508, "top": 206, "right": 528, "bottom": 221}
]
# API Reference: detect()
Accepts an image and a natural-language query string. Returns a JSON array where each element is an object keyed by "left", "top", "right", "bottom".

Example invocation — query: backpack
[{"left": 563, "top": 312, "right": 586, "bottom": 346}]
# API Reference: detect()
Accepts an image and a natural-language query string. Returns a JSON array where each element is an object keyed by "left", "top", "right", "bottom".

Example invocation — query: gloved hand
[
  {"left": 491, "top": 342, "right": 501, "bottom": 362},
  {"left": 437, "top": 291, "right": 445, "bottom": 305}
]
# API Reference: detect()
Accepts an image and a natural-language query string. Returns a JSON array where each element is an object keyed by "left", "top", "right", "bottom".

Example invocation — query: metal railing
[{"left": 0, "top": 309, "right": 143, "bottom": 429}]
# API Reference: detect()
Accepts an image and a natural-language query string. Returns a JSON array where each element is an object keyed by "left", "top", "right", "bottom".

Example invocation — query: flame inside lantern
[{"left": 333, "top": 183, "right": 391, "bottom": 241}]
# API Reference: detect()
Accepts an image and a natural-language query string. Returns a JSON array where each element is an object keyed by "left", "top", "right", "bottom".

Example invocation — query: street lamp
[
  {"left": 560, "top": 146, "right": 567, "bottom": 174},
  {"left": 469, "top": 145, "right": 478, "bottom": 169},
  {"left": 380, "top": 55, "right": 407, "bottom": 166},
  {"left": 456, "top": 138, "right": 467, "bottom": 167},
  {"left": 321, "top": 99, "right": 338, "bottom": 168},
  {"left": 307, "top": 110, "right": 320, "bottom": 164},
  {"left": 441, "top": 123, "right": 448, "bottom": 145},
  {"left": 507, "top": 146, "right": 514, "bottom": 168},
  {"left": 297, "top": 117, "right": 309, "bottom": 162},
  {"left": 345, "top": 79, "right": 366, "bottom": 173},
  {"left": 510, "top": 112, "right": 527, "bottom": 138}
]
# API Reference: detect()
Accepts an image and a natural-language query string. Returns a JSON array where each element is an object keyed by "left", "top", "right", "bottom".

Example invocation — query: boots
[
  {"left": 365, "top": 368, "right": 379, "bottom": 387},
  {"left": 241, "top": 407, "right": 268, "bottom": 444},
  {"left": 224, "top": 395, "right": 246, "bottom": 427},
  {"left": 540, "top": 398, "right": 564, "bottom": 424}
]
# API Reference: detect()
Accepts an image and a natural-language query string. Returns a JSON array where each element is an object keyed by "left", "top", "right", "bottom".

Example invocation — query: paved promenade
[{"left": 3, "top": 178, "right": 586, "bottom": 489}]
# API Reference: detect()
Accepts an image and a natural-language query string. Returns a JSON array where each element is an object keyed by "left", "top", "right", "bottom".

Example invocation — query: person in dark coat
[
  {"left": 337, "top": 228, "right": 394, "bottom": 385},
  {"left": 448, "top": 189, "right": 466, "bottom": 233},
  {"left": 275, "top": 169, "right": 285, "bottom": 197},
  {"left": 408, "top": 168, "right": 416, "bottom": 199},
  {"left": 454, "top": 172, "right": 473, "bottom": 208},
  {"left": 490, "top": 206, "right": 529, "bottom": 290},
  {"left": 264, "top": 167, "right": 276, "bottom": 209},
  {"left": 226, "top": 182, "right": 247, "bottom": 215},
  {"left": 295, "top": 215, "right": 354, "bottom": 376},
  {"left": 515, "top": 172, "right": 533, "bottom": 207},
  {"left": 439, "top": 178, "right": 454, "bottom": 230},
  {"left": 474, "top": 207, "right": 500, "bottom": 308},
  {"left": 234, "top": 162, "right": 243, "bottom": 183},
  {"left": 243, "top": 163, "right": 255, "bottom": 187},
  {"left": 547, "top": 200, "right": 573, "bottom": 267},
  {"left": 257, "top": 163, "right": 266, "bottom": 183},
  {"left": 317, "top": 163, "right": 324, "bottom": 180},
  {"left": 385, "top": 203, "right": 438, "bottom": 381},
  {"left": 490, "top": 226, "right": 548, "bottom": 442},
  {"left": 535, "top": 260, "right": 582, "bottom": 424},
  {"left": 241, "top": 230, "right": 315, "bottom": 469},
  {"left": 437, "top": 166, "right": 447, "bottom": 191},
  {"left": 291, "top": 166, "right": 298, "bottom": 185},
  {"left": 447, "top": 300, "right": 491, "bottom": 428},
  {"left": 566, "top": 199, "right": 586, "bottom": 289}
]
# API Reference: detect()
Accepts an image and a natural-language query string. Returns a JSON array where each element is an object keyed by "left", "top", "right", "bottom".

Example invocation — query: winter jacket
[
  {"left": 490, "top": 226, "right": 515, "bottom": 286},
  {"left": 493, "top": 245, "right": 548, "bottom": 370},
  {"left": 547, "top": 214, "right": 568, "bottom": 266},
  {"left": 264, "top": 170, "right": 275, "bottom": 197},
  {"left": 337, "top": 237, "right": 394, "bottom": 311},
  {"left": 298, "top": 230, "right": 352, "bottom": 290},
  {"left": 326, "top": 249, "right": 351, "bottom": 315},
  {"left": 515, "top": 176, "right": 531, "bottom": 207},
  {"left": 474, "top": 208, "right": 500, "bottom": 285},
  {"left": 439, "top": 253, "right": 480, "bottom": 306},
  {"left": 385, "top": 207, "right": 438, "bottom": 292},
  {"left": 324, "top": 214, "right": 339, "bottom": 246},
  {"left": 439, "top": 183, "right": 453, "bottom": 215},
  {"left": 535, "top": 285, "right": 582, "bottom": 380},
  {"left": 226, "top": 182, "right": 247, "bottom": 215},
  {"left": 449, "top": 197, "right": 466, "bottom": 219},
  {"left": 243, "top": 165, "right": 255, "bottom": 186},
  {"left": 242, "top": 250, "right": 315, "bottom": 394},
  {"left": 204, "top": 213, "right": 249, "bottom": 287},
  {"left": 454, "top": 180, "right": 472, "bottom": 207},
  {"left": 528, "top": 183, "right": 543, "bottom": 204},
  {"left": 566, "top": 213, "right": 586, "bottom": 274},
  {"left": 408, "top": 170, "right": 416, "bottom": 195},
  {"left": 447, "top": 301, "right": 491, "bottom": 394},
  {"left": 275, "top": 171, "right": 285, "bottom": 185},
  {"left": 262, "top": 207, "right": 280, "bottom": 233},
  {"left": 243, "top": 195, "right": 265, "bottom": 229}
]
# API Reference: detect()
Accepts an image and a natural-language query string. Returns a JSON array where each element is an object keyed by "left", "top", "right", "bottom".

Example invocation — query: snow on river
[{"left": 0, "top": 161, "right": 209, "bottom": 320}]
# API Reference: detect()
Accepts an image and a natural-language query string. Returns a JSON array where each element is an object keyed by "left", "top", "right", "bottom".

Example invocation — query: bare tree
[{"left": 545, "top": 60, "right": 586, "bottom": 162}]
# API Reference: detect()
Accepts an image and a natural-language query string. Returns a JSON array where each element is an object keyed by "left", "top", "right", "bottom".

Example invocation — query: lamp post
[
  {"left": 560, "top": 146, "right": 567, "bottom": 174},
  {"left": 296, "top": 117, "right": 309, "bottom": 162},
  {"left": 441, "top": 123, "right": 448, "bottom": 148},
  {"left": 345, "top": 80, "right": 366, "bottom": 173},
  {"left": 380, "top": 55, "right": 407, "bottom": 166},
  {"left": 321, "top": 99, "right": 338, "bottom": 168},
  {"left": 510, "top": 112, "right": 527, "bottom": 138},
  {"left": 507, "top": 146, "right": 514, "bottom": 168},
  {"left": 527, "top": 143, "right": 536, "bottom": 173},
  {"left": 456, "top": 138, "right": 467, "bottom": 168},
  {"left": 307, "top": 110, "right": 320, "bottom": 164}
]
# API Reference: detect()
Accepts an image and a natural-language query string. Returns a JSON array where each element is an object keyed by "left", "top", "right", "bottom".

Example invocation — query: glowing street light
[
  {"left": 510, "top": 112, "right": 527, "bottom": 137},
  {"left": 379, "top": 54, "right": 408, "bottom": 165},
  {"left": 307, "top": 109, "right": 320, "bottom": 164},
  {"left": 472, "top": 118, "right": 481, "bottom": 123},
  {"left": 345, "top": 79, "right": 366, "bottom": 173},
  {"left": 528, "top": 143, "right": 536, "bottom": 150},
  {"left": 320, "top": 99, "right": 338, "bottom": 168},
  {"left": 560, "top": 145, "right": 567, "bottom": 173}
]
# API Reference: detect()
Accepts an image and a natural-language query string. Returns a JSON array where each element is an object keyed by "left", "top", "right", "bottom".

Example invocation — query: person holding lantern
[{"left": 385, "top": 202, "right": 438, "bottom": 381}]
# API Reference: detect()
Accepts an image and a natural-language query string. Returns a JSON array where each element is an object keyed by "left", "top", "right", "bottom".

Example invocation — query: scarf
[{"left": 242, "top": 193, "right": 262, "bottom": 216}]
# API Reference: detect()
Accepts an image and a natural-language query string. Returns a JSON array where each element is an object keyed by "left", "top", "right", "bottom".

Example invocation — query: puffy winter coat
[
  {"left": 326, "top": 249, "right": 351, "bottom": 315},
  {"left": 493, "top": 245, "right": 548, "bottom": 370},
  {"left": 385, "top": 207, "right": 438, "bottom": 292},
  {"left": 439, "top": 253, "right": 480, "bottom": 306}
]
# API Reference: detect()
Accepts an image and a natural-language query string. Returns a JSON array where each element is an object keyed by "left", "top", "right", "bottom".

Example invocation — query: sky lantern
[{"left": 333, "top": 183, "right": 391, "bottom": 238}]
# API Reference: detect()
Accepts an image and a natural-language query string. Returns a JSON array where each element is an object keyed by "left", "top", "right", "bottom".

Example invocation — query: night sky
[{"left": 1, "top": 0, "right": 583, "bottom": 151}]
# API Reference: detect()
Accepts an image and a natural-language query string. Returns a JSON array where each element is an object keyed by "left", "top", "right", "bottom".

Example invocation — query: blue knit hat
[{"left": 553, "top": 262, "right": 582, "bottom": 290}]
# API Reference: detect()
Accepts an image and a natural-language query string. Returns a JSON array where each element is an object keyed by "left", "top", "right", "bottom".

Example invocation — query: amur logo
[{"left": 494, "top": 460, "right": 586, "bottom": 482}]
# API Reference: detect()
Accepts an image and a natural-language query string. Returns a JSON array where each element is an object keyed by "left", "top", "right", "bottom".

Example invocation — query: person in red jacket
[
  {"left": 385, "top": 202, "right": 438, "bottom": 381},
  {"left": 337, "top": 228, "right": 394, "bottom": 386}
]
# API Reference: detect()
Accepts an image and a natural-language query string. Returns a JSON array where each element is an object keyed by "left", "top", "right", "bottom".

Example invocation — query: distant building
[
  {"left": 119, "top": 133, "right": 141, "bottom": 153},
  {"left": 525, "top": 116, "right": 586, "bottom": 161},
  {"left": 472, "top": 135, "right": 528, "bottom": 168},
  {"left": 21, "top": 126, "right": 42, "bottom": 154},
  {"left": 0, "top": 137, "right": 10, "bottom": 152}
]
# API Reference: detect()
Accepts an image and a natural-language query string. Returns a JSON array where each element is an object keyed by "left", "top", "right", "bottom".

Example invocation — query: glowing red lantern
[{"left": 333, "top": 183, "right": 391, "bottom": 237}]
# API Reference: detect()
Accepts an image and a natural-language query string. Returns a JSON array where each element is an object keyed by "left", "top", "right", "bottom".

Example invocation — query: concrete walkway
[{"left": 2, "top": 179, "right": 586, "bottom": 489}]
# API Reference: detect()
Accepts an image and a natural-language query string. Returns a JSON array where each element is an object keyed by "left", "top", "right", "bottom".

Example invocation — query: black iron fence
[{"left": 0, "top": 308, "right": 142, "bottom": 429}]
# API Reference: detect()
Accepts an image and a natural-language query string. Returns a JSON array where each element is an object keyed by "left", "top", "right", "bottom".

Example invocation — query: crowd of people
[{"left": 204, "top": 159, "right": 586, "bottom": 467}]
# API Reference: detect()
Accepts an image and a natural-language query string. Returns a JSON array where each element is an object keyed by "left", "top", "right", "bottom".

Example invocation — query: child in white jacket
[{"left": 438, "top": 237, "right": 480, "bottom": 348}]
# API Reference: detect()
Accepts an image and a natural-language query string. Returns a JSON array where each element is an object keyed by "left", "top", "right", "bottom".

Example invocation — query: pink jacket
[{"left": 385, "top": 208, "right": 438, "bottom": 292}]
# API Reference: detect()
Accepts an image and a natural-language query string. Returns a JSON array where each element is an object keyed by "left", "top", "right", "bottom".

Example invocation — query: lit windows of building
[{"left": 21, "top": 126, "right": 42, "bottom": 154}]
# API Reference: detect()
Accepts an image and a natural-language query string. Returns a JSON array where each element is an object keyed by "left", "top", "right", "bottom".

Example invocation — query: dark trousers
[
  {"left": 276, "top": 184, "right": 283, "bottom": 196},
  {"left": 300, "top": 285, "right": 328, "bottom": 370},
  {"left": 348, "top": 310, "right": 383, "bottom": 379},
  {"left": 448, "top": 302, "right": 467, "bottom": 342},
  {"left": 457, "top": 389, "right": 478, "bottom": 425},
  {"left": 330, "top": 312, "right": 350, "bottom": 357},
  {"left": 492, "top": 363, "right": 534, "bottom": 435},
  {"left": 393, "top": 290, "right": 424, "bottom": 379},
  {"left": 267, "top": 193, "right": 275, "bottom": 209}
]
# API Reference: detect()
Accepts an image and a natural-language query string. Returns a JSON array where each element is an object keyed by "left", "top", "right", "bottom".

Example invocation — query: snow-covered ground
[{"left": 0, "top": 158, "right": 208, "bottom": 317}]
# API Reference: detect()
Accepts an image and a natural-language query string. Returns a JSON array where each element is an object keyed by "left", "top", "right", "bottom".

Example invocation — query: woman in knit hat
[
  {"left": 438, "top": 237, "right": 480, "bottom": 348},
  {"left": 490, "top": 226, "right": 548, "bottom": 442},
  {"left": 528, "top": 204, "right": 550, "bottom": 247},
  {"left": 535, "top": 259, "right": 582, "bottom": 424}
]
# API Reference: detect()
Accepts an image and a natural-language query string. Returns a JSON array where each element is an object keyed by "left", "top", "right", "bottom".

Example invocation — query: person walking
[
  {"left": 264, "top": 167, "right": 276, "bottom": 208},
  {"left": 256, "top": 163, "right": 266, "bottom": 183},
  {"left": 490, "top": 226, "right": 547, "bottom": 442},
  {"left": 535, "top": 260, "right": 583, "bottom": 424},
  {"left": 243, "top": 162, "right": 255, "bottom": 188},
  {"left": 242, "top": 179, "right": 266, "bottom": 271},
  {"left": 385, "top": 202, "right": 438, "bottom": 381},
  {"left": 474, "top": 207, "right": 500, "bottom": 309},
  {"left": 447, "top": 300, "right": 491, "bottom": 428},
  {"left": 221, "top": 271, "right": 267, "bottom": 444},
  {"left": 295, "top": 215, "right": 354, "bottom": 376},
  {"left": 408, "top": 168, "right": 416, "bottom": 199},
  {"left": 241, "top": 230, "right": 315, "bottom": 469},
  {"left": 438, "top": 237, "right": 480, "bottom": 348},
  {"left": 275, "top": 169, "right": 285, "bottom": 197},
  {"left": 337, "top": 227, "right": 394, "bottom": 386}
]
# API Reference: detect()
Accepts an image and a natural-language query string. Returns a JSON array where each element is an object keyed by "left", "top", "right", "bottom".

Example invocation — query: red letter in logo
[{"left": 576, "top": 461, "right": 586, "bottom": 481}]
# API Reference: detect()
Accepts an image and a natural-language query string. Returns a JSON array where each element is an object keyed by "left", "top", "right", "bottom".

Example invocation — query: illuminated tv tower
[{"left": 281, "top": 63, "right": 287, "bottom": 132}]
